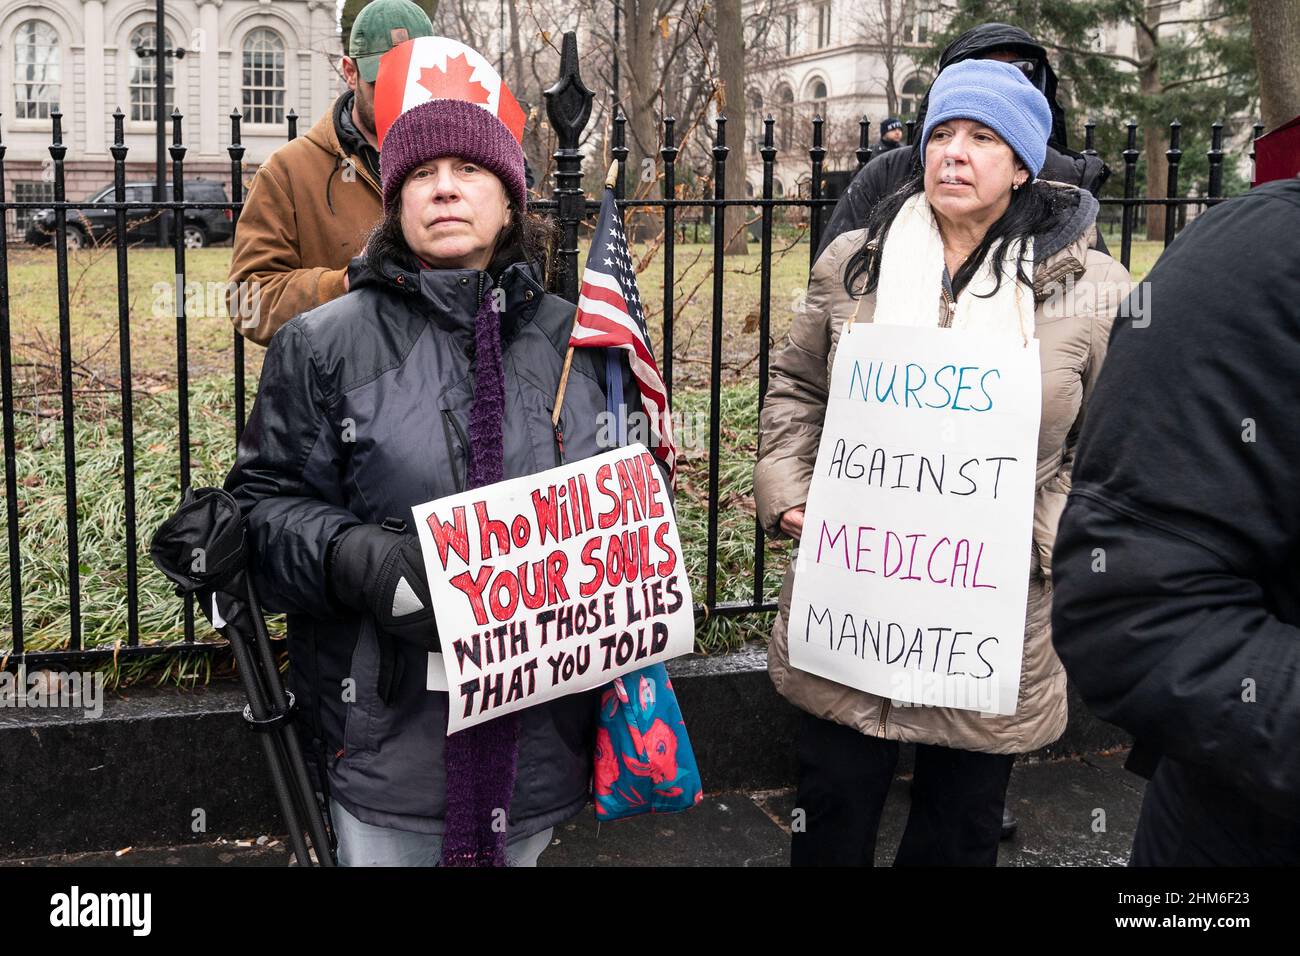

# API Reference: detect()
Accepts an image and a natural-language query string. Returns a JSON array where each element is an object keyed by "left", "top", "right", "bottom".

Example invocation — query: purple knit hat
[{"left": 379, "top": 98, "right": 528, "bottom": 213}]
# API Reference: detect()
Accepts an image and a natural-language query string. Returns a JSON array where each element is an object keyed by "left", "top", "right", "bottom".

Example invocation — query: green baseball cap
[{"left": 349, "top": 0, "right": 435, "bottom": 82}]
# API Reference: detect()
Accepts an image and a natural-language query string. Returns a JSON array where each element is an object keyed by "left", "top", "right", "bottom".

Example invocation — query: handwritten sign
[
  {"left": 788, "top": 323, "right": 1042, "bottom": 715},
  {"left": 412, "top": 444, "right": 695, "bottom": 733}
]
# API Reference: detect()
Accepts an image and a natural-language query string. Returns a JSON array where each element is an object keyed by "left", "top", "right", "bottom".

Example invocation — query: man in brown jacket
[{"left": 229, "top": 0, "right": 434, "bottom": 345}]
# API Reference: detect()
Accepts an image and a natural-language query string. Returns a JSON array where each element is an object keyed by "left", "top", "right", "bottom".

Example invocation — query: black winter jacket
[
  {"left": 1051, "top": 180, "right": 1300, "bottom": 857},
  {"left": 816, "top": 23, "right": 1110, "bottom": 260},
  {"left": 224, "top": 255, "right": 650, "bottom": 837}
]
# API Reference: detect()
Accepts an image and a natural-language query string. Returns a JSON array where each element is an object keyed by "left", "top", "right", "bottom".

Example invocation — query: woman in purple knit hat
[{"left": 224, "top": 49, "right": 658, "bottom": 867}]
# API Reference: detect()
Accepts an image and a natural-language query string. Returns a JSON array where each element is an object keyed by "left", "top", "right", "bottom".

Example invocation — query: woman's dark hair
[
  {"left": 841, "top": 166, "right": 1073, "bottom": 301},
  {"left": 365, "top": 197, "right": 558, "bottom": 286}
]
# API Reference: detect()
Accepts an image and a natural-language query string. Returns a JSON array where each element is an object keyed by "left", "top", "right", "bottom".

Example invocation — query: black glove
[{"left": 328, "top": 521, "right": 439, "bottom": 651}]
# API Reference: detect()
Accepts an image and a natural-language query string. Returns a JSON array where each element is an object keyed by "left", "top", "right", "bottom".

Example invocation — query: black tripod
[{"left": 151, "top": 487, "right": 337, "bottom": 866}]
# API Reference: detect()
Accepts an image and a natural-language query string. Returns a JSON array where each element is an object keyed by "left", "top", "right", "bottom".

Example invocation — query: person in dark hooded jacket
[
  {"left": 874, "top": 117, "right": 906, "bottom": 155},
  {"left": 224, "top": 67, "right": 660, "bottom": 865},
  {"left": 818, "top": 23, "right": 1110, "bottom": 261},
  {"left": 1051, "top": 177, "right": 1300, "bottom": 865}
]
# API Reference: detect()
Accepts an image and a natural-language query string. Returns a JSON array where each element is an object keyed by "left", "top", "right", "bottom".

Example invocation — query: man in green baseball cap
[
  {"left": 342, "top": 0, "right": 437, "bottom": 157},
  {"left": 229, "top": 0, "right": 435, "bottom": 345},
  {"left": 349, "top": 0, "right": 436, "bottom": 82}
]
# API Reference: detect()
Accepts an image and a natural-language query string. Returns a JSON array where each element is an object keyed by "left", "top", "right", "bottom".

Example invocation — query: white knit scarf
[{"left": 867, "top": 191, "right": 1036, "bottom": 344}]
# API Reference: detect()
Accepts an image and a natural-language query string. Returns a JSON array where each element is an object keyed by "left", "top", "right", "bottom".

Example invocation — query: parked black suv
[{"left": 25, "top": 179, "right": 234, "bottom": 249}]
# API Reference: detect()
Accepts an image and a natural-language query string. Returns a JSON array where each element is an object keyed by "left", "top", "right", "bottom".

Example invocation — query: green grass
[
  {"left": 0, "top": 229, "right": 1168, "bottom": 682},
  {"left": 0, "top": 376, "right": 255, "bottom": 647},
  {"left": 1099, "top": 233, "right": 1162, "bottom": 282},
  {"left": 0, "top": 372, "right": 771, "bottom": 669},
  {"left": 5, "top": 245, "right": 262, "bottom": 388},
  {"left": 4, "top": 232, "right": 1155, "bottom": 391},
  {"left": 4, "top": 237, "right": 810, "bottom": 393}
]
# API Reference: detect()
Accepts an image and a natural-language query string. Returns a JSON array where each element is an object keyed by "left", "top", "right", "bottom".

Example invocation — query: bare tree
[
  {"left": 716, "top": 0, "right": 748, "bottom": 253},
  {"left": 850, "top": 0, "right": 916, "bottom": 117},
  {"left": 1023, "top": 0, "right": 1252, "bottom": 239},
  {"left": 1249, "top": 0, "right": 1300, "bottom": 131}
]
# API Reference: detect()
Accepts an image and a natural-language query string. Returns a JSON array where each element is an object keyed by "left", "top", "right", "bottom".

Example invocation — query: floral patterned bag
[
  {"left": 585, "top": 351, "right": 701, "bottom": 819},
  {"left": 593, "top": 663, "right": 704, "bottom": 820}
]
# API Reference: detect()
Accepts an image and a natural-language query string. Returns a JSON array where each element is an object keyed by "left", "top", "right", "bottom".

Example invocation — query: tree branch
[
  {"left": 1041, "top": 42, "right": 1144, "bottom": 69},
  {"left": 1161, "top": 70, "right": 1232, "bottom": 92},
  {"left": 1156, "top": 13, "right": 1234, "bottom": 28}
]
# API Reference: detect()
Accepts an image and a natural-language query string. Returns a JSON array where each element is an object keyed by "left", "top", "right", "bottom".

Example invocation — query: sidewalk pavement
[{"left": 1, "top": 750, "right": 1143, "bottom": 868}]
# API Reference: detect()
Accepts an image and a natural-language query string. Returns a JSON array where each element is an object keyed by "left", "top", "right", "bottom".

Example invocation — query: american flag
[{"left": 571, "top": 187, "right": 677, "bottom": 483}]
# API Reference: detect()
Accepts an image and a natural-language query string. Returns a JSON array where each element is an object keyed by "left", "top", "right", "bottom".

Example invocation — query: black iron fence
[{"left": 0, "top": 31, "right": 1263, "bottom": 670}]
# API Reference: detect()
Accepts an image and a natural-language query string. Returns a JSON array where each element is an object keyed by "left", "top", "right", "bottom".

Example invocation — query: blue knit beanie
[{"left": 920, "top": 59, "right": 1052, "bottom": 176}]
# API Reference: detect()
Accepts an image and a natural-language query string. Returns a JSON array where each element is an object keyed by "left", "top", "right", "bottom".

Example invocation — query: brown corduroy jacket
[{"left": 229, "top": 95, "right": 382, "bottom": 345}]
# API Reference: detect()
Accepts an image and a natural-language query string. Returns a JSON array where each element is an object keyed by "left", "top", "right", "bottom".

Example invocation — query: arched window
[
  {"left": 14, "top": 20, "right": 60, "bottom": 120},
  {"left": 129, "top": 25, "right": 175, "bottom": 123},
  {"left": 773, "top": 180, "right": 785, "bottom": 198},
  {"left": 900, "top": 75, "right": 927, "bottom": 121},
  {"left": 776, "top": 85, "right": 794, "bottom": 151},
  {"left": 242, "top": 28, "right": 286, "bottom": 125},
  {"left": 811, "top": 79, "right": 828, "bottom": 101}
]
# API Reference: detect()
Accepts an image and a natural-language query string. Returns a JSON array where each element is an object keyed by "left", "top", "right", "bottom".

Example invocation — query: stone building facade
[{"left": 1, "top": 0, "right": 343, "bottom": 237}]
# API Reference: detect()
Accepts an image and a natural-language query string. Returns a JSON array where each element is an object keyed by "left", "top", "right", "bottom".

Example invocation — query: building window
[
  {"left": 904, "top": 4, "right": 930, "bottom": 44},
  {"left": 776, "top": 85, "right": 794, "bottom": 151},
  {"left": 784, "top": 13, "right": 796, "bottom": 56},
  {"left": 815, "top": 4, "right": 832, "bottom": 48},
  {"left": 900, "top": 75, "right": 927, "bottom": 120},
  {"left": 129, "top": 25, "right": 176, "bottom": 123},
  {"left": 748, "top": 90, "right": 764, "bottom": 154},
  {"left": 14, "top": 20, "right": 60, "bottom": 120},
  {"left": 13, "top": 181, "right": 55, "bottom": 236},
  {"left": 811, "top": 79, "right": 827, "bottom": 101},
  {"left": 242, "top": 28, "right": 286, "bottom": 125}
]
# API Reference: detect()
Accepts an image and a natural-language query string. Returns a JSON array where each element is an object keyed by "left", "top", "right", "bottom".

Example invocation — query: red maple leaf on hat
[{"left": 417, "top": 52, "right": 491, "bottom": 104}]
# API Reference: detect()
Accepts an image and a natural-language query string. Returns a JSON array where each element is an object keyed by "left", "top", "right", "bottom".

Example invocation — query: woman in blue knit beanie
[{"left": 756, "top": 58, "right": 1131, "bottom": 867}]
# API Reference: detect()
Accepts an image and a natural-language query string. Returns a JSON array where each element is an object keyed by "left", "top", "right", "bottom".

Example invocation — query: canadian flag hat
[
  {"left": 375, "top": 36, "right": 529, "bottom": 211},
  {"left": 375, "top": 35, "right": 526, "bottom": 147}
]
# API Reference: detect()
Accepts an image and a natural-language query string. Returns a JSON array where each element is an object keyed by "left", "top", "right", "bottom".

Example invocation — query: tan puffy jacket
[
  {"left": 228, "top": 95, "right": 382, "bottom": 346},
  {"left": 754, "top": 183, "right": 1131, "bottom": 754}
]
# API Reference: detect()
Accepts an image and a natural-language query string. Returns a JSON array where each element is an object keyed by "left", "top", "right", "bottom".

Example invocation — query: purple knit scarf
[{"left": 441, "top": 289, "right": 522, "bottom": 867}]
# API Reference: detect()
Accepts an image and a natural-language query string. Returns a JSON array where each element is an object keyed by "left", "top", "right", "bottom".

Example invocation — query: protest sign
[
  {"left": 412, "top": 444, "right": 695, "bottom": 733},
  {"left": 788, "top": 322, "right": 1042, "bottom": 715}
]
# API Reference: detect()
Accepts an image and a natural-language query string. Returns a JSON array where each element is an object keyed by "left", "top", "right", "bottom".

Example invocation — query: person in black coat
[
  {"left": 817, "top": 23, "right": 1110, "bottom": 260},
  {"left": 874, "top": 117, "right": 905, "bottom": 155},
  {"left": 223, "top": 87, "right": 659, "bottom": 867},
  {"left": 1051, "top": 177, "right": 1300, "bottom": 865}
]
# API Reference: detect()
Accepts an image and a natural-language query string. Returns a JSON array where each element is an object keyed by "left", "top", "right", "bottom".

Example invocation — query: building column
[
  {"left": 199, "top": 0, "right": 222, "bottom": 157},
  {"left": 308, "top": 0, "right": 335, "bottom": 120},
  {"left": 84, "top": 0, "right": 106, "bottom": 154}
]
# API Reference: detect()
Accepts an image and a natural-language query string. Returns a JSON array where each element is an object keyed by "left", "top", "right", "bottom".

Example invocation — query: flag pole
[{"left": 553, "top": 161, "right": 620, "bottom": 426}]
